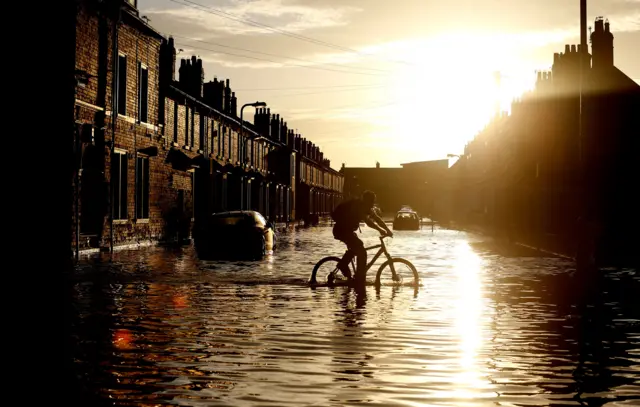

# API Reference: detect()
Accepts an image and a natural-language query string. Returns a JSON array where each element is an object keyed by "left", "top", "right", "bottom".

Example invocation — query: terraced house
[{"left": 72, "top": 0, "right": 343, "bottom": 254}]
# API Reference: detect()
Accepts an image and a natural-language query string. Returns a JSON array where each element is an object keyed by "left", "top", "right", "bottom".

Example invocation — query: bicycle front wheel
[
  {"left": 309, "top": 256, "right": 353, "bottom": 286},
  {"left": 375, "top": 258, "right": 419, "bottom": 287}
]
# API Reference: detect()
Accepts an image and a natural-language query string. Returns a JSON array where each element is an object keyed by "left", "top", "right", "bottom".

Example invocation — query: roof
[
  {"left": 122, "top": 8, "right": 164, "bottom": 40},
  {"left": 586, "top": 66, "right": 640, "bottom": 95},
  {"left": 400, "top": 159, "right": 449, "bottom": 167}
]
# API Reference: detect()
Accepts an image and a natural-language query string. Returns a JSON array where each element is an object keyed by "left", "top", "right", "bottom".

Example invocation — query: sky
[{"left": 139, "top": 0, "right": 640, "bottom": 168}]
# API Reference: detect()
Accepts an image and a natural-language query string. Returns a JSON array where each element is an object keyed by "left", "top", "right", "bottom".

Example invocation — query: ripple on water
[{"left": 71, "top": 226, "right": 640, "bottom": 406}]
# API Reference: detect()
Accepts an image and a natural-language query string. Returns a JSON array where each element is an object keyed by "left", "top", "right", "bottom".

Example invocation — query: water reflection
[
  {"left": 452, "top": 242, "right": 487, "bottom": 399},
  {"left": 69, "top": 227, "right": 639, "bottom": 406}
]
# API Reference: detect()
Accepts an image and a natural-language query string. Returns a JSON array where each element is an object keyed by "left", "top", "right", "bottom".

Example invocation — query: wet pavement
[{"left": 69, "top": 225, "right": 640, "bottom": 406}]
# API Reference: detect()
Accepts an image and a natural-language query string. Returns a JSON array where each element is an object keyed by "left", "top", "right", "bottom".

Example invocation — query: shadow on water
[{"left": 477, "top": 240, "right": 640, "bottom": 406}]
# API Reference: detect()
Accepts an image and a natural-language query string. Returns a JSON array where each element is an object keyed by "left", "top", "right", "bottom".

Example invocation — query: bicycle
[{"left": 309, "top": 235, "right": 419, "bottom": 287}]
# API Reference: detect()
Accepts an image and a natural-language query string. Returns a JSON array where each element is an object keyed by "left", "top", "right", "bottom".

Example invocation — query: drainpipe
[
  {"left": 75, "top": 105, "right": 80, "bottom": 260},
  {"left": 134, "top": 40, "right": 138, "bottom": 223},
  {"left": 109, "top": 2, "right": 122, "bottom": 253}
]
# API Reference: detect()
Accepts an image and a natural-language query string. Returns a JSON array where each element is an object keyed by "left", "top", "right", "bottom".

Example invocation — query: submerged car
[
  {"left": 194, "top": 210, "right": 277, "bottom": 259},
  {"left": 393, "top": 209, "right": 420, "bottom": 230}
]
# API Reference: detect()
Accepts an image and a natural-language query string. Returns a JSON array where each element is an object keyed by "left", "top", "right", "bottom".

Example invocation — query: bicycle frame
[{"left": 340, "top": 236, "right": 392, "bottom": 274}]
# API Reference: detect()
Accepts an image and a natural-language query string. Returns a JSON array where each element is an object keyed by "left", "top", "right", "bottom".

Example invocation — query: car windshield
[
  {"left": 397, "top": 212, "right": 416, "bottom": 219},
  {"left": 211, "top": 214, "right": 255, "bottom": 226},
  {"left": 254, "top": 212, "right": 267, "bottom": 227}
]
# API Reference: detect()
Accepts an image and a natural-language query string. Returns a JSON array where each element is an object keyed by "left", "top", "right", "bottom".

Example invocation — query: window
[
  {"left": 184, "top": 106, "right": 189, "bottom": 147},
  {"left": 138, "top": 63, "right": 148, "bottom": 123},
  {"left": 126, "top": 0, "right": 137, "bottom": 7},
  {"left": 221, "top": 126, "right": 226, "bottom": 158},
  {"left": 212, "top": 128, "right": 218, "bottom": 157},
  {"left": 191, "top": 171, "right": 196, "bottom": 220},
  {"left": 117, "top": 54, "right": 127, "bottom": 115},
  {"left": 190, "top": 110, "right": 195, "bottom": 147},
  {"left": 136, "top": 156, "right": 150, "bottom": 219},
  {"left": 173, "top": 103, "right": 178, "bottom": 143},
  {"left": 112, "top": 151, "right": 128, "bottom": 220},
  {"left": 199, "top": 116, "right": 205, "bottom": 152}
]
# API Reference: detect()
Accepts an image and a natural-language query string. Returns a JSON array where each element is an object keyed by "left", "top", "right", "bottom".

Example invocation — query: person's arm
[{"left": 366, "top": 211, "right": 393, "bottom": 236}]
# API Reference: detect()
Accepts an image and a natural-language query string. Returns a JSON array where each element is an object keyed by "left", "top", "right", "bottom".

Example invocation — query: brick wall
[{"left": 73, "top": 3, "right": 182, "bottom": 250}]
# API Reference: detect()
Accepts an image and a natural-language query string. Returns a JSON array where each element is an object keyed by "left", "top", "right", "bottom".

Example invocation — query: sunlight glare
[
  {"left": 452, "top": 241, "right": 487, "bottom": 396},
  {"left": 388, "top": 33, "right": 537, "bottom": 160}
]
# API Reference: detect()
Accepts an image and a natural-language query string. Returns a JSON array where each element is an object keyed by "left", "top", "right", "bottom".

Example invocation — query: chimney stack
[
  {"left": 178, "top": 58, "right": 188, "bottom": 91},
  {"left": 231, "top": 92, "right": 237, "bottom": 117},
  {"left": 591, "top": 17, "right": 614, "bottom": 69},
  {"left": 203, "top": 77, "right": 224, "bottom": 110},
  {"left": 160, "top": 37, "right": 176, "bottom": 88},
  {"left": 224, "top": 79, "right": 231, "bottom": 114}
]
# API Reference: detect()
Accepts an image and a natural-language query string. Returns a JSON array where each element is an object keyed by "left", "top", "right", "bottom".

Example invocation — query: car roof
[
  {"left": 396, "top": 210, "right": 418, "bottom": 216},
  {"left": 211, "top": 210, "right": 257, "bottom": 217}
]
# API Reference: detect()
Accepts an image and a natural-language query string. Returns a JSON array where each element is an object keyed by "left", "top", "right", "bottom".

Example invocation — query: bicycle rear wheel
[
  {"left": 309, "top": 256, "right": 354, "bottom": 286},
  {"left": 375, "top": 258, "right": 419, "bottom": 287}
]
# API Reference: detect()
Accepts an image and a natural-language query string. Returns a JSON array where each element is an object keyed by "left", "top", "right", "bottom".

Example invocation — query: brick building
[
  {"left": 449, "top": 17, "right": 639, "bottom": 265},
  {"left": 294, "top": 137, "right": 344, "bottom": 224},
  {"left": 72, "top": 0, "right": 343, "bottom": 254},
  {"left": 73, "top": 0, "right": 166, "bottom": 251},
  {"left": 341, "top": 160, "right": 447, "bottom": 217}
]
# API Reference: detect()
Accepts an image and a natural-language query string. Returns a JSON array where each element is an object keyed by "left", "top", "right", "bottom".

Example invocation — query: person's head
[{"left": 362, "top": 190, "right": 376, "bottom": 209}]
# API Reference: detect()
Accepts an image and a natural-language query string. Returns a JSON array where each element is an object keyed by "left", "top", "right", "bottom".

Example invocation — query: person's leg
[
  {"left": 333, "top": 225, "right": 354, "bottom": 278},
  {"left": 343, "top": 232, "right": 366, "bottom": 284}
]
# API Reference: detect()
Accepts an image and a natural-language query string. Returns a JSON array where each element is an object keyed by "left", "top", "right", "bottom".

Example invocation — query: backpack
[{"left": 331, "top": 200, "right": 359, "bottom": 227}]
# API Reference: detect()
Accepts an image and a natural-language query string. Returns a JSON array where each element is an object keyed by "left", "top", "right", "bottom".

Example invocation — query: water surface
[{"left": 70, "top": 226, "right": 640, "bottom": 406}]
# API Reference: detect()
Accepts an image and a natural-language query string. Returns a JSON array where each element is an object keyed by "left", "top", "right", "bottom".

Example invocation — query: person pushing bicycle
[{"left": 331, "top": 190, "right": 393, "bottom": 284}]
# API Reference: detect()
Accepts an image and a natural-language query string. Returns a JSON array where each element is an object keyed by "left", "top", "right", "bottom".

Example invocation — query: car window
[{"left": 212, "top": 214, "right": 254, "bottom": 226}]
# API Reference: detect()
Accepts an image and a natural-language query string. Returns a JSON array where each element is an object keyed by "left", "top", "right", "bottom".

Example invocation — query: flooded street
[{"left": 70, "top": 226, "right": 640, "bottom": 406}]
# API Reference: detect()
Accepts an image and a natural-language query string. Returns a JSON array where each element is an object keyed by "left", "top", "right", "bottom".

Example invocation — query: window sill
[
  {"left": 138, "top": 121, "right": 157, "bottom": 131},
  {"left": 113, "top": 219, "right": 128, "bottom": 224},
  {"left": 135, "top": 218, "right": 150, "bottom": 224}
]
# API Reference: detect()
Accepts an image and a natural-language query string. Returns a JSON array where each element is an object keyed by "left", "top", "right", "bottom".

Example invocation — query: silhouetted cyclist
[{"left": 331, "top": 190, "right": 393, "bottom": 284}]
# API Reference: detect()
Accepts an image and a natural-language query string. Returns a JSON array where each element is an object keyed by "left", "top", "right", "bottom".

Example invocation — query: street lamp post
[{"left": 239, "top": 102, "right": 266, "bottom": 209}]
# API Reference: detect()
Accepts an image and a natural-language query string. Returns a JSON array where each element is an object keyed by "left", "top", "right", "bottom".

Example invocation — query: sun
[{"left": 386, "top": 32, "right": 536, "bottom": 161}]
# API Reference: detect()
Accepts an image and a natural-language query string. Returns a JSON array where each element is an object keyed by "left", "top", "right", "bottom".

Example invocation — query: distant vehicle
[
  {"left": 393, "top": 209, "right": 420, "bottom": 230},
  {"left": 194, "top": 210, "right": 277, "bottom": 259}
]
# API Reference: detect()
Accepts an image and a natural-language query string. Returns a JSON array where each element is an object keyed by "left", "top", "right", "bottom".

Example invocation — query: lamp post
[{"left": 239, "top": 102, "right": 266, "bottom": 209}]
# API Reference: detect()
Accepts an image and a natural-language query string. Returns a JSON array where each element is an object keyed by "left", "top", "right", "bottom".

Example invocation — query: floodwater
[{"left": 69, "top": 226, "right": 640, "bottom": 406}]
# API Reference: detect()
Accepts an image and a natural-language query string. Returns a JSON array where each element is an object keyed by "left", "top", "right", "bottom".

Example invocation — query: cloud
[{"left": 146, "top": 0, "right": 361, "bottom": 36}]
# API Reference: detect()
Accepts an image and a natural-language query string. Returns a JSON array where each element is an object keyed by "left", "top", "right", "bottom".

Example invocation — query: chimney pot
[
  {"left": 571, "top": 44, "right": 576, "bottom": 53},
  {"left": 565, "top": 44, "right": 570, "bottom": 54}
]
